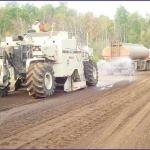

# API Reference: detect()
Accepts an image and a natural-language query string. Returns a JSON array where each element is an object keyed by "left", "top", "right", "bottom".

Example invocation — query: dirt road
[{"left": 0, "top": 71, "right": 150, "bottom": 148}]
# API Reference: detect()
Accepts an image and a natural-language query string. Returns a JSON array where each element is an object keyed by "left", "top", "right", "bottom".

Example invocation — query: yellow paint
[{"left": 73, "top": 87, "right": 78, "bottom": 89}]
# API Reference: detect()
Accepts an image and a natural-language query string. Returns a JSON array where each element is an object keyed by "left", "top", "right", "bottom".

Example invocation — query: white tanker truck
[
  {"left": 0, "top": 30, "right": 98, "bottom": 98},
  {"left": 98, "top": 41, "right": 150, "bottom": 75}
]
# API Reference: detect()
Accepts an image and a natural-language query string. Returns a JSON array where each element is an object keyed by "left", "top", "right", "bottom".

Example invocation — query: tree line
[{"left": 0, "top": 1, "right": 150, "bottom": 61}]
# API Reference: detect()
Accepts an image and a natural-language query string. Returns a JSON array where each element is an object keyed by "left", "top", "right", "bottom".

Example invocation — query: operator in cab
[{"left": 32, "top": 19, "right": 47, "bottom": 33}]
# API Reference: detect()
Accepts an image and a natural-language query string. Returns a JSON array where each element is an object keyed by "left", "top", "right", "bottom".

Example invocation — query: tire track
[
  {"left": 70, "top": 76, "right": 150, "bottom": 148},
  {"left": 0, "top": 79, "right": 130, "bottom": 142},
  {"left": 0, "top": 72, "right": 149, "bottom": 148},
  {"left": 16, "top": 77, "right": 150, "bottom": 148},
  {"left": 1, "top": 81, "right": 130, "bottom": 146}
]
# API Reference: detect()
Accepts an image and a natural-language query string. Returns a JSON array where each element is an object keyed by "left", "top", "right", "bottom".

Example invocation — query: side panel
[
  {"left": 62, "top": 51, "right": 84, "bottom": 77},
  {"left": 52, "top": 52, "right": 84, "bottom": 77},
  {"left": 52, "top": 39, "right": 85, "bottom": 78},
  {"left": 62, "top": 39, "right": 83, "bottom": 77},
  {"left": 64, "top": 76, "right": 87, "bottom": 92},
  {"left": 51, "top": 64, "right": 64, "bottom": 77},
  {"left": 0, "top": 48, "right": 10, "bottom": 87}
]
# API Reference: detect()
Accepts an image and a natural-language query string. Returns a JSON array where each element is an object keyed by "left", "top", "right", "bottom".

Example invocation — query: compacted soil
[{"left": 0, "top": 71, "right": 150, "bottom": 148}]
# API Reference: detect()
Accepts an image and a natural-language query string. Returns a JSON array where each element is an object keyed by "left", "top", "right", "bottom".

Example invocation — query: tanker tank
[
  {"left": 102, "top": 42, "right": 149, "bottom": 60},
  {"left": 101, "top": 41, "right": 150, "bottom": 72}
]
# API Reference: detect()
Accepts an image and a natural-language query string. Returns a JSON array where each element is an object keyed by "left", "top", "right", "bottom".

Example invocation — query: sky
[{"left": 1, "top": 1, "right": 150, "bottom": 19}]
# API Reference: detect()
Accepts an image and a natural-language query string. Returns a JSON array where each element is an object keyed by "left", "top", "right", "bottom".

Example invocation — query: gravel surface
[{"left": 0, "top": 71, "right": 150, "bottom": 148}]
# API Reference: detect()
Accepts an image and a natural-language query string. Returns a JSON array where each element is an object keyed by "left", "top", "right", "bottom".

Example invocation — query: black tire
[
  {"left": 83, "top": 60, "right": 98, "bottom": 86},
  {"left": 0, "top": 82, "right": 10, "bottom": 97},
  {"left": 15, "top": 78, "right": 22, "bottom": 90},
  {"left": 26, "top": 62, "right": 55, "bottom": 98},
  {"left": 146, "top": 62, "right": 148, "bottom": 71},
  {"left": 146, "top": 61, "right": 150, "bottom": 71}
]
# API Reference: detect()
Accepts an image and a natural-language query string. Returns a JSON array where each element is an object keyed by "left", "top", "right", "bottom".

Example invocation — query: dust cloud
[
  {"left": 96, "top": 57, "right": 136, "bottom": 90},
  {"left": 97, "top": 57, "right": 135, "bottom": 76}
]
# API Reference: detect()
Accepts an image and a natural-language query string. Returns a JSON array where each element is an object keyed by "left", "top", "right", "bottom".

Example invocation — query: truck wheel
[
  {"left": 26, "top": 62, "right": 55, "bottom": 98},
  {"left": 84, "top": 60, "right": 98, "bottom": 86},
  {"left": 149, "top": 62, "right": 150, "bottom": 71},
  {"left": 0, "top": 83, "right": 10, "bottom": 97},
  {"left": 146, "top": 61, "right": 150, "bottom": 71}
]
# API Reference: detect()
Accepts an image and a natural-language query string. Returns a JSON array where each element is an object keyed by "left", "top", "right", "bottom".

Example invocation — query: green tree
[
  {"left": 54, "top": 2, "right": 76, "bottom": 17},
  {"left": 54, "top": 2, "right": 77, "bottom": 31},
  {"left": 0, "top": 6, "right": 7, "bottom": 40},
  {"left": 39, "top": 4, "right": 54, "bottom": 24},
  {"left": 3, "top": 2, "right": 21, "bottom": 35},
  {"left": 20, "top": 3, "right": 39, "bottom": 28},
  {"left": 5, "top": 2, "right": 20, "bottom": 19},
  {"left": 139, "top": 31, "right": 150, "bottom": 48},
  {"left": 127, "top": 12, "right": 144, "bottom": 43},
  {"left": 99, "top": 15, "right": 114, "bottom": 42},
  {"left": 114, "top": 5, "right": 129, "bottom": 42}
]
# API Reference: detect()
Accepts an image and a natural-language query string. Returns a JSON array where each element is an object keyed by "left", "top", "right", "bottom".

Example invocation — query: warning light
[{"left": 52, "top": 22, "right": 56, "bottom": 27}]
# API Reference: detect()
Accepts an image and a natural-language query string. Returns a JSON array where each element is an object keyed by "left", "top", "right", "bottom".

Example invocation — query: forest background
[{"left": 0, "top": 1, "right": 150, "bottom": 61}]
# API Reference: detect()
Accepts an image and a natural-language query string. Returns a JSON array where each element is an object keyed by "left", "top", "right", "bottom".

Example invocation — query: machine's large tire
[
  {"left": 26, "top": 62, "right": 55, "bottom": 98},
  {"left": 0, "top": 82, "right": 10, "bottom": 97},
  {"left": 83, "top": 60, "right": 98, "bottom": 86}
]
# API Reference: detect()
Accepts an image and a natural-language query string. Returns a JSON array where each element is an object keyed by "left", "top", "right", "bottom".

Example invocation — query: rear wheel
[
  {"left": 26, "top": 62, "right": 55, "bottom": 98},
  {"left": 83, "top": 60, "right": 98, "bottom": 86},
  {"left": 146, "top": 61, "right": 150, "bottom": 71}
]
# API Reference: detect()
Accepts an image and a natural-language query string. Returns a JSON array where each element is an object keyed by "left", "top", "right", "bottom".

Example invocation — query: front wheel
[
  {"left": 83, "top": 60, "right": 98, "bottom": 86},
  {"left": 26, "top": 62, "right": 55, "bottom": 98}
]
